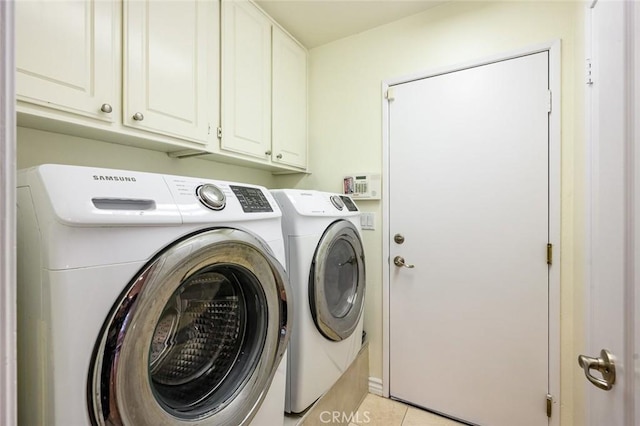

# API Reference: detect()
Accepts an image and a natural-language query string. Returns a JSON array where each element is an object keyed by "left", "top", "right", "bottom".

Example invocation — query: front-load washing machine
[
  {"left": 271, "top": 190, "right": 365, "bottom": 413},
  {"left": 16, "top": 164, "right": 292, "bottom": 426}
]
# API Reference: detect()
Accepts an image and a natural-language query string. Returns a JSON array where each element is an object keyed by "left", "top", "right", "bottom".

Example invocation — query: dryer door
[
  {"left": 310, "top": 220, "right": 366, "bottom": 341},
  {"left": 89, "top": 228, "right": 291, "bottom": 426}
]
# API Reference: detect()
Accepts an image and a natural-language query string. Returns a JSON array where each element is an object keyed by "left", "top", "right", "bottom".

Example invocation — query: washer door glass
[
  {"left": 88, "top": 228, "right": 291, "bottom": 426},
  {"left": 148, "top": 265, "right": 264, "bottom": 416},
  {"left": 310, "top": 220, "right": 366, "bottom": 341}
]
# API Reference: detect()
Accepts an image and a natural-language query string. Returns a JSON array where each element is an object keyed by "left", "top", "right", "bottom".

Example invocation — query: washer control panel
[{"left": 231, "top": 185, "right": 273, "bottom": 213}]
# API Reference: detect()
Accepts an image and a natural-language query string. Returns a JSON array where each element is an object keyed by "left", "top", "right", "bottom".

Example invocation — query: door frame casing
[
  {"left": 381, "top": 41, "right": 561, "bottom": 426},
  {"left": 0, "top": 1, "right": 16, "bottom": 426},
  {"left": 584, "top": 0, "right": 638, "bottom": 423}
]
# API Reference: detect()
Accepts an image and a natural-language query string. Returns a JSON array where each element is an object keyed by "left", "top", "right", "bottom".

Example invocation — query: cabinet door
[
  {"left": 16, "top": 0, "right": 117, "bottom": 121},
  {"left": 124, "top": 0, "right": 216, "bottom": 144},
  {"left": 221, "top": 0, "right": 272, "bottom": 159},
  {"left": 272, "top": 26, "right": 307, "bottom": 169}
]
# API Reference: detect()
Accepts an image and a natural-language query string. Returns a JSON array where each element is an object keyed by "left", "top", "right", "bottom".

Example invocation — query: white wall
[
  {"left": 275, "top": 1, "right": 586, "bottom": 423},
  {"left": 17, "top": 127, "right": 277, "bottom": 187}
]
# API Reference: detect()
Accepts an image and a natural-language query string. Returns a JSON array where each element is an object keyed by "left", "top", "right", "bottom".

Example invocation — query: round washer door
[
  {"left": 89, "top": 228, "right": 291, "bottom": 426},
  {"left": 309, "top": 220, "right": 366, "bottom": 341}
]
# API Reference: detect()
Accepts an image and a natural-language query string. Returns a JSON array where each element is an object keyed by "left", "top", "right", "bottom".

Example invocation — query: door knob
[
  {"left": 578, "top": 349, "right": 616, "bottom": 391},
  {"left": 132, "top": 112, "right": 144, "bottom": 121},
  {"left": 100, "top": 103, "right": 113, "bottom": 113},
  {"left": 393, "top": 256, "right": 414, "bottom": 268}
]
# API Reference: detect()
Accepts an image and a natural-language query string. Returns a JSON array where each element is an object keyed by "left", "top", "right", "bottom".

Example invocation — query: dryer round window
[
  {"left": 310, "top": 220, "right": 365, "bottom": 341},
  {"left": 324, "top": 238, "right": 358, "bottom": 318}
]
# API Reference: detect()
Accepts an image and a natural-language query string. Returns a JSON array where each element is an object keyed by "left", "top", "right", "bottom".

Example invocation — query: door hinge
[
  {"left": 547, "top": 90, "right": 552, "bottom": 113},
  {"left": 217, "top": 127, "right": 222, "bottom": 139},
  {"left": 586, "top": 58, "right": 594, "bottom": 85},
  {"left": 546, "top": 394, "right": 553, "bottom": 417},
  {"left": 385, "top": 88, "right": 396, "bottom": 101},
  {"left": 546, "top": 243, "right": 553, "bottom": 265}
]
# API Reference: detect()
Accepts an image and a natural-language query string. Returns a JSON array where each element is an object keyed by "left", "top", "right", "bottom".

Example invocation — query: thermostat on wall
[{"left": 343, "top": 173, "right": 381, "bottom": 200}]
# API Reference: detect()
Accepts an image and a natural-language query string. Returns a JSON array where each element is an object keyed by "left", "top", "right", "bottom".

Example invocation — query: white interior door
[
  {"left": 584, "top": 0, "right": 638, "bottom": 423},
  {"left": 388, "top": 52, "right": 551, "bottom": 426}
]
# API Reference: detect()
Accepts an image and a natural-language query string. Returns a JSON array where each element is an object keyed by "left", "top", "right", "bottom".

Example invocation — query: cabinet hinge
[
  {"left": 546, "top": 394, "right": 553, "bottom": 418},
  {"left": 547, "top": 243, "right": 553, "bottom": 265},
  {"left": 586, "top": 58, "right": 594, "bottom": 85},
  {"left": 385, "top": 88, "right": 396, "bottom": 101},
  {"left": 217, "top": 127, "right": 222, "bottom": 139},
  {"left": 547, "top": 90, "right": 552, "bottom": 113}
]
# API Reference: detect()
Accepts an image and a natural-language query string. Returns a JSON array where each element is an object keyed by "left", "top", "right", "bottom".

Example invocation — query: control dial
[
  {"left": 330, "top": 195, "right": 344, "bottom": 210},
  {"left": 196, "top": 184, "right": 226, "bottom": 210}
]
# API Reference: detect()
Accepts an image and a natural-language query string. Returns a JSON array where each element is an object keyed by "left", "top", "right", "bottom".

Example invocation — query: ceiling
[{"left": 255, "top": 0, "right": 446, "bottom": 49}]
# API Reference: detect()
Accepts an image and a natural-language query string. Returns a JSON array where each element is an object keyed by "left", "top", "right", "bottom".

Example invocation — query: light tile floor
[{"left": 350, "top": 394, "right": 465, "bottom": 426}]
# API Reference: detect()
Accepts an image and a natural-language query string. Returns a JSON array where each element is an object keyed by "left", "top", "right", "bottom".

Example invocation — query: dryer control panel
[{"left": 340, "top": 196, "right": 358, "bottom": 212}]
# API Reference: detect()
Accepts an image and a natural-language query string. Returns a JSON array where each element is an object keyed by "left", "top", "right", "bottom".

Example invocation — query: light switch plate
[{"left": 360, "top": 212, "right": 375, "bottom": 230}]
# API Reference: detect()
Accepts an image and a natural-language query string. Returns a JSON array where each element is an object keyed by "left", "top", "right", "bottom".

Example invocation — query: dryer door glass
[
  {"left": 89, "top": 228, "right": 291, "bottom": 426},
  {"left": 310, "top": 220, "right": 366, "bottom": 341},
  {"left": 324, "top": 239, "right": 358, "bottom": 318}
]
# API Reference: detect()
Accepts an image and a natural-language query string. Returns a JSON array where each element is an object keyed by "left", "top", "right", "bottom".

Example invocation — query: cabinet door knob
[
  {"left": 100, "top": 103, "right": 113, "bottom": 113},
  {"left": 132, "top": 112, "right": 144, "bottom": 121},
  {"left": 265, "top": 150, "right": 272, "bottom": 155},
  {"left": 276, "top": 153, "right": 283, "bottom": 159}
]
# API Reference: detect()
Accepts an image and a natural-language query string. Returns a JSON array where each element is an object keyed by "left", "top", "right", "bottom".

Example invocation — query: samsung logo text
[{"left": 93, "top": 175, "right": 137, "bottom": 182}]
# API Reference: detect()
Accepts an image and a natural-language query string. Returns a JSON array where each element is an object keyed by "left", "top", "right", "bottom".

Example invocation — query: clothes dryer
[
  {"left": 17, "top": 164, "right": 292, "bottom": 426},
  {"left": 271, "top": 190, "right": 365, "bottom": 413}
]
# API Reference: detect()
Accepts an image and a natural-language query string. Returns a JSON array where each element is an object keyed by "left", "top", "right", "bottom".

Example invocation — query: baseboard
[{"left": 368, "top": 377, "right": 383, "bottom": 396}]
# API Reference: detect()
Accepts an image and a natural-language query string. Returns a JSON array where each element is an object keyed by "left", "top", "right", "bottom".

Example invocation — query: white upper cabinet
[
  {"left": 272, "top": 26, "right": 307, "bottom": 169},
  {"left": 16, "top": 0, "right": 117, "bottom": 121},
  {"left": 220, "top": 0, "right": 307, "bottom": 170},
  {"left": 124, "top": 0, "right": 216, "bottom": 144},
  {"left": 16, "top": 0, "right": 306, "bottom": 172},
  {"left": 221, "top": 0, "right": 272, "bottom": 159}
]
